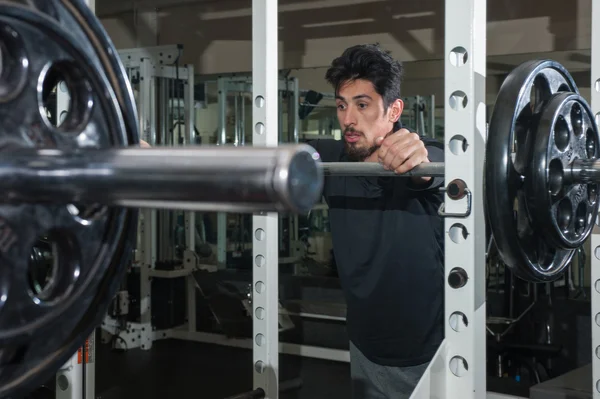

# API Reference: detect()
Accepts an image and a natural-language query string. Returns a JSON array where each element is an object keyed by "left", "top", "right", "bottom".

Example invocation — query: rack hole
[
  {"left": 449, "top": 47, "right": 468, "bottom": 67},
  {"left": 255, "top": 281, "right": 265, "bottom": 294},
  {"left": 255, "top": 334, "right": 266, "bottom": 346},
  {"left": 255, "top": 307, "right": 265, "bottom": 320},
  {"left": 255, "top": 228, "right": 265, "bottom": 241},
  {"left": 255, "top": 96, "right": 265, "bottom": 108},
  {"left": 255, "top": 361, "right": 265, "bottom": 373},
  {"left": 449, "top": 223, "right": 468, "bottom": 244},
  {"left": 255, "top": 122, "right": 265, "bottom": 135},
  {"left": 449, "top": 356, "right": 468, "bottom": 377},
  {"left": 449, "top": 135, "right": 468, "bottom": 155},
  {"left": 449, "top": 91, "right": 468, "bottom": 111},
  {"left": 449, "top": 311, "right": 468, "bottom": 332}
]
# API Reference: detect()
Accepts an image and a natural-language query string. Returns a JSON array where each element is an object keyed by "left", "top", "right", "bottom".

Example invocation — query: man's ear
[{"left": 388, "top": 99, "right": 404, "bottom": 123}]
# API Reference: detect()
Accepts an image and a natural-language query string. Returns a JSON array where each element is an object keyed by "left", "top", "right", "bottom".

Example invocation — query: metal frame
[
  {"left": 251, "top": 1, "right": 279, "bottom": 395},
  {"left": 592, "top": 1, "right": 600, "bottom": 397},
  {"left": 213, "top": 75, "right": 300, "bottom": 267},
  {"left": 100, "top": 48, "right": 195, "bottom": 352},
  {"left": 410, "top": 0, "right": 487, "bottom": 397}
]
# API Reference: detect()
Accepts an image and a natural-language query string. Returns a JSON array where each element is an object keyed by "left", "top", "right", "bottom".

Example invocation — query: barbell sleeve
[
  {"left": 0, "top": 145, "right": 323, "bottom": 214},
  {"left": 569, "top": 158, "right": 600, "bottom": 183},
  {"left": 322, "top": 162, "right": 445, "bottom": 177}
]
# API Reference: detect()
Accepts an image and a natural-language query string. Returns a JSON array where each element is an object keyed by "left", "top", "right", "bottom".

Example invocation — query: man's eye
[
  {"left": 337, "top": 104, "right": 346, "bottom": 110},
  {"left": 358, "top": 103, "right": 367, "bottom": 109}
]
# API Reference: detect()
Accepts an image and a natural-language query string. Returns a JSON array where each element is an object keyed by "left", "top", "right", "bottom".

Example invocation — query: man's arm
[
  {"left": 374, "top": 128, "right": 444, "bottom": 191},
  {"left": 406, "top": 138, "right": 444, "bottom": 191}
]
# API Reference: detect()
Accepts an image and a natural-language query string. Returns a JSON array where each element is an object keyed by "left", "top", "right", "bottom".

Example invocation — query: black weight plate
[
  {"left": 0, "top": 4, "right": 137, "bottom": 398},
  {"left": 21, "top": 0, "right": 140, "bottom": 145},
  {"left": 485, "top": 59, "right": 579, "bottom": 282},
  {"left": 528, "top": 92, "right": 600, "bottom": 250}
]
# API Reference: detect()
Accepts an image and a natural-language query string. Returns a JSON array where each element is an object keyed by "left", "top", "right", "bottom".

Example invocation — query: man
[{"left": 307, "top": 44, "right": 445, "bottom": 399}]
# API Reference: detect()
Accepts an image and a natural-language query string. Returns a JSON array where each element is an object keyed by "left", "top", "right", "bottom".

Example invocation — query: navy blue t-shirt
[{"left": 307, "top": 131, "right": 445, "bottom": 367}]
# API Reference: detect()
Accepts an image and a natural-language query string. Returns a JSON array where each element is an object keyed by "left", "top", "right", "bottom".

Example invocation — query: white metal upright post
[
  {"left": 413, "top": 2, "right": 487, "bottom": 397},
  {"left": 443, "top": 0, "right": 486, "bottom": 397},
  {"left": 217, "top": 78, "right": 228, "bottom": 268},
  {"left": 412, "top": 2, "right": 486, "bottom": 398},
  {"left": 183, "top": 66, "right": 197, "bottom": 333},
  {"left": 138, "top": 59, "right": 157, "bottom": 351},
  {"left": 252, "top": 0, "right": 279, "bottom": 398},
  {"left": 590, "top": 2, "right": 600, "bottom": 397}
]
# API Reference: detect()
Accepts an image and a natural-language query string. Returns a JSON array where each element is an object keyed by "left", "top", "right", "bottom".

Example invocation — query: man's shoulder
[{"left": 306, "top": 138, "right": 344, "bottom": 162}]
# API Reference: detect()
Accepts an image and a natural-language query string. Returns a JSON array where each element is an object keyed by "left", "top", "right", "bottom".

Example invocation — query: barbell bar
[
  {"left": 0, "top": 145, "right": 323, "bottom": 214},
  {"left": 323, "top": 156, "right": 600, "bottom": 184},
  {"left": 321, "top": 161, "right": 445, "bottom": 177}
]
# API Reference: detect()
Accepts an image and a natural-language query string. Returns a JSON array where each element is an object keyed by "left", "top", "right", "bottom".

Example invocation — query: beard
[{"left": 344, "top": 128, "right": 378, "bottom": 162}]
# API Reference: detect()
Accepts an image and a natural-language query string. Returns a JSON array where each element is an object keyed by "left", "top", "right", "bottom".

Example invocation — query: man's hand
[{"left": 373, "top": 128, "right": 431, "bottom": 184}]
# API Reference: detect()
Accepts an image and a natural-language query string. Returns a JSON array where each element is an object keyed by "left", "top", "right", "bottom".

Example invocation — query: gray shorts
[{"left": 350, "top": 341, "right": 429, "bottom": 399}]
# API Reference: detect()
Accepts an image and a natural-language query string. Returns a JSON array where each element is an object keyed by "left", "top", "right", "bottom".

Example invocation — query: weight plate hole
[
  {"left": 530, "top": 75, "right": 551, "bottom": 113},
  {"left": 38, "top": 60, "right": 93, "bottom": 133},
  {"left": 570, "top": 102, "right": 583, "bottom": 136},
  {"left": 556, "top": 198, "right": 572, "bottom": 233},
  {"left": 554, "top": 115, "right": 570, "bottom": 152},
  {"left": 586, "top": 128, "right": 596, "bottom": 158},
  {"left": 0, "top": 22, "right": 29, "bottom": 103},
  {"left": 28, "top": 230, "right": 79, "bottom": 305},
  {"left": 548, "top": 159, "right": 564, "bottom": 196},
  {"left": 574, "top": 202, "right": 587, "bottom": 235},
  {"left": 589, "top": 184, "right": 598, "bottom": 205}
]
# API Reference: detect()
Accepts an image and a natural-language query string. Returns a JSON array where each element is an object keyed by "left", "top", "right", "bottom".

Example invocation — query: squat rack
[{"left": 252, "top": 0, "right": 598, "bottom": 398}]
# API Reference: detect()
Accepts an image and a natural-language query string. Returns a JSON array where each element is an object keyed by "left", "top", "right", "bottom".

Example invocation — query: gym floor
[{"left": 95, "top": 338, "right": 352, "bottom": 399}]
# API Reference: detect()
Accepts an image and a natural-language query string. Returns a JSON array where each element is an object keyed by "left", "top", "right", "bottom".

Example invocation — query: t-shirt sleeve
[{"left": 406, "top": 137, "right": 445, "bottom": 192}]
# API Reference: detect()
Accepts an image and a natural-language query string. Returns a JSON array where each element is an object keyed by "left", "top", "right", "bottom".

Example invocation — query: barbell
[{"left": 0, "top": 1, "right": 597, "bottom": 398}]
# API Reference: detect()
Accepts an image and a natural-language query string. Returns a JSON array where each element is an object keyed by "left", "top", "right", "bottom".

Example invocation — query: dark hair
[{"left": 325, "top": 43, "right": 404, "bottom": 110}]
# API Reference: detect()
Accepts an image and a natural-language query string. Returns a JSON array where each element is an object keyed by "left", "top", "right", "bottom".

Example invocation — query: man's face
[{"left": 335, "top": 79, "right": 403, "bottom": 161}]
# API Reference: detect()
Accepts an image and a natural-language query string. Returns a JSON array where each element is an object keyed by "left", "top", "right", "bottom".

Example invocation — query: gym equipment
[
  {"left": 485, "top": 60, "right": 600, "bottom": 283},
  {"left": 0, "top": 2, "right": 322, "bottom": 399},
  {"left": 322, "top": 161, "right": 445, "bottom": 177},
  {"left": 0, "top": 146, "right": 322, "bottom": 213},
  {"left": 1, "top": 1, "right": 599, "bottom": 399},
  {"left": 322, "top": 61, "right": 600, "bottom": 284}
]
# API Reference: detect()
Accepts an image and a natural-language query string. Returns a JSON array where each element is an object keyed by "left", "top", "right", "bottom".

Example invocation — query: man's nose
[{"left": 342, "top": 108, "right": 357, "bottom": 127}]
